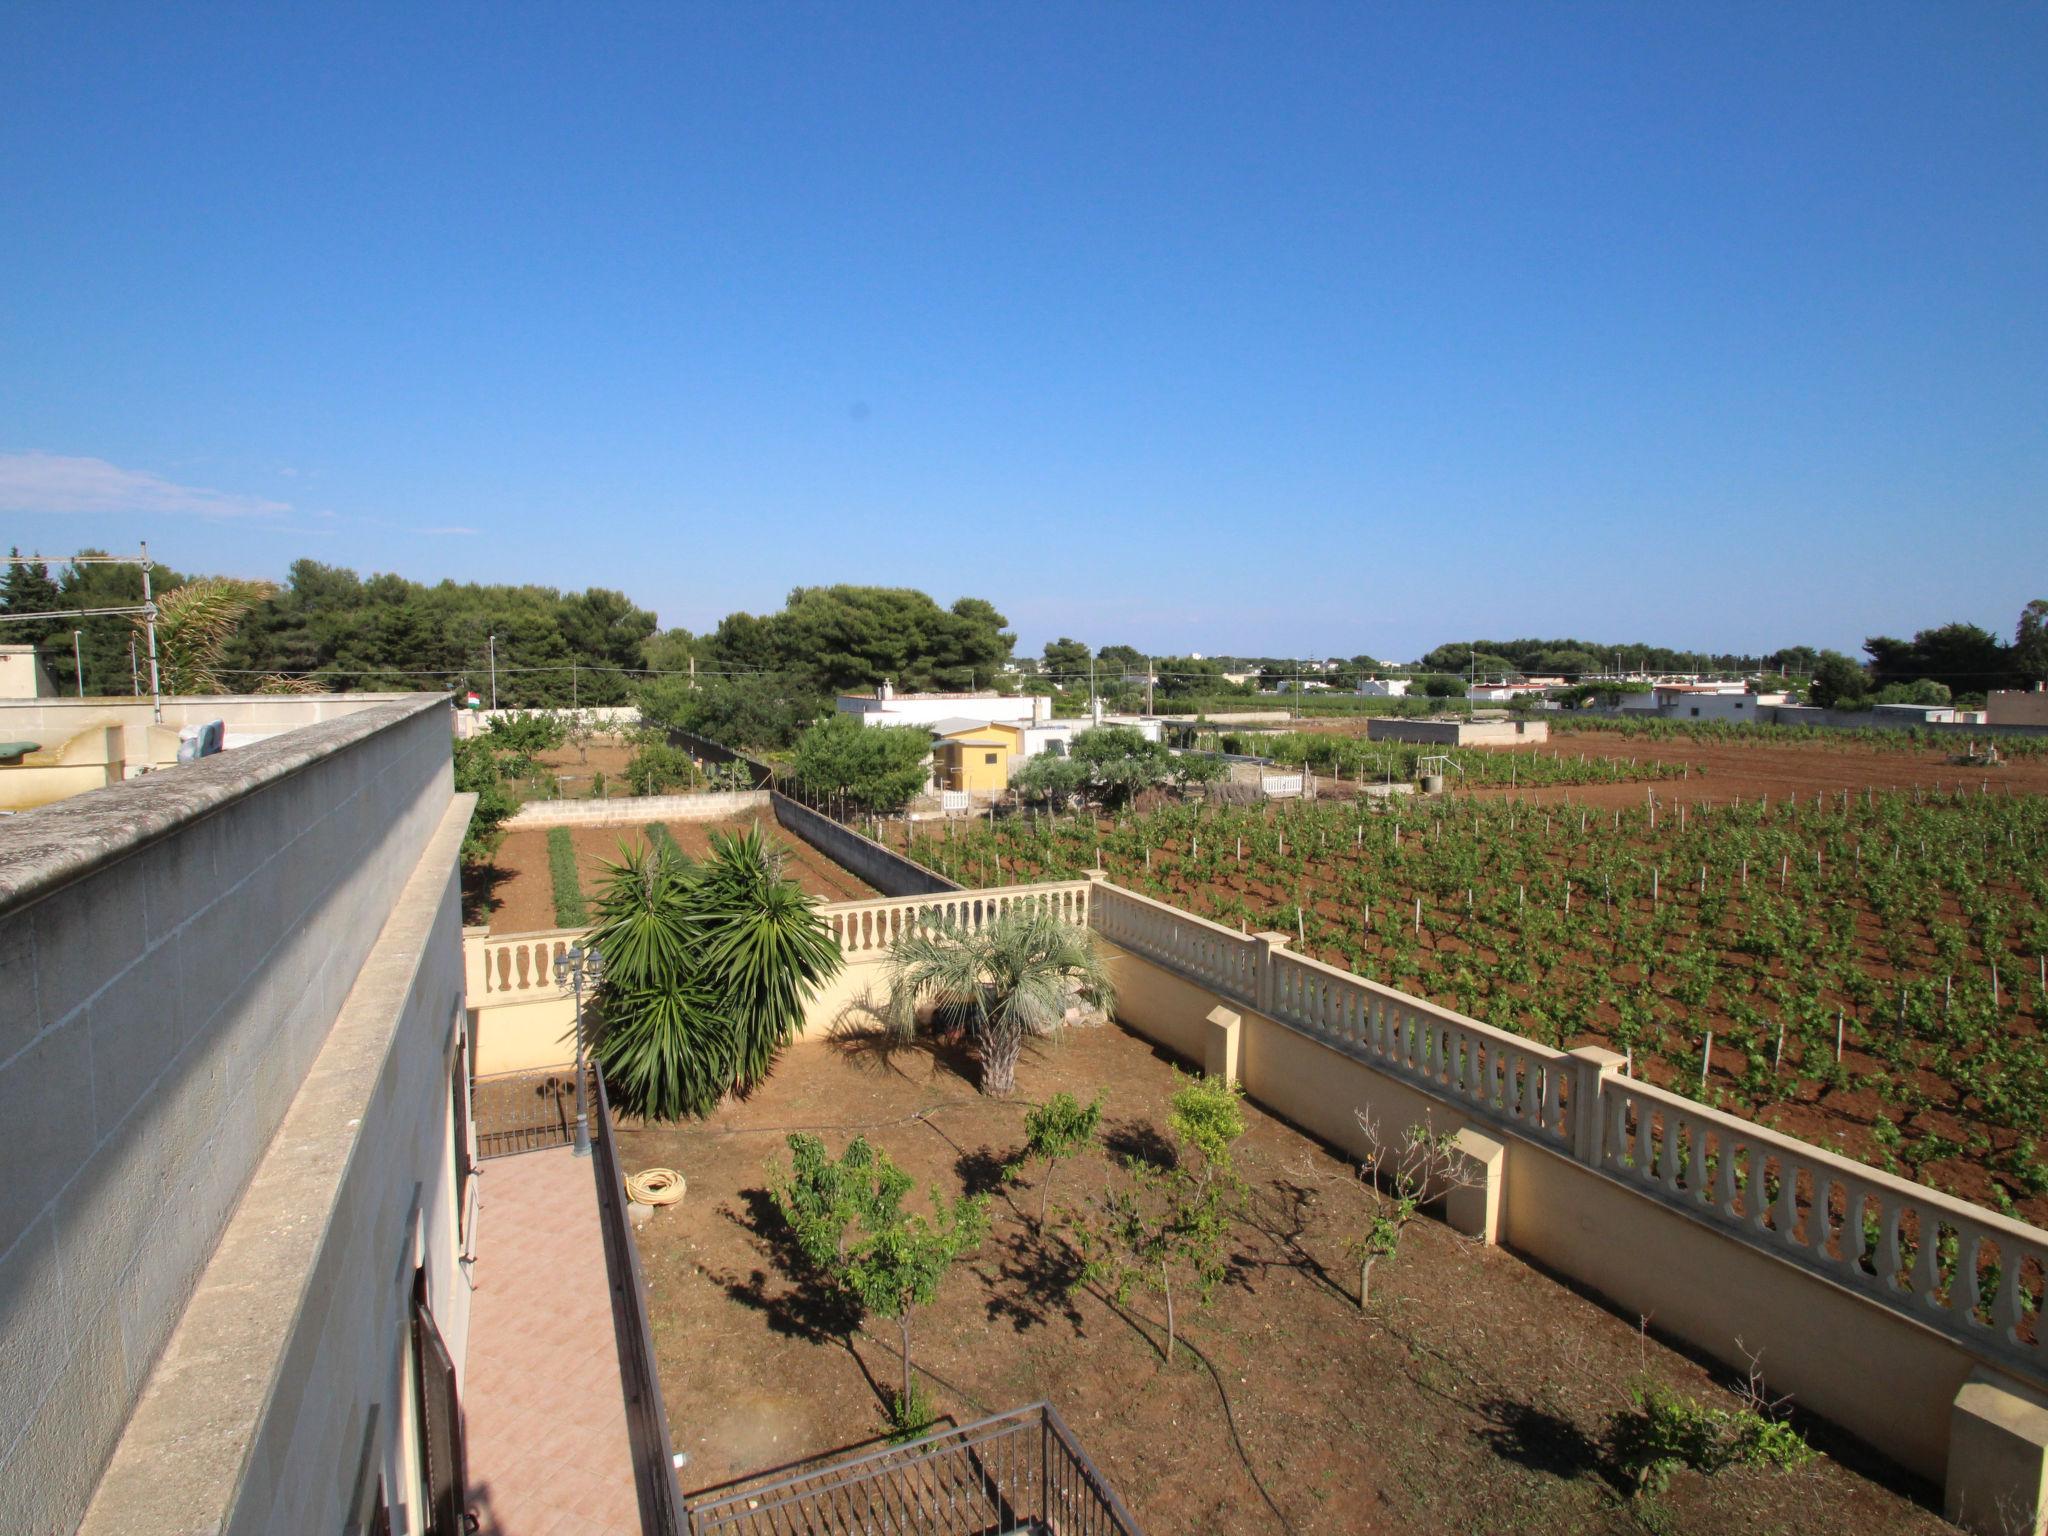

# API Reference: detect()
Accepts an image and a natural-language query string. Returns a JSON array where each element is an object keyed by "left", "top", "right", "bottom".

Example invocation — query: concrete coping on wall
[
  {"left": 75, "top": 792, "right": 474, "bottom": 1536},
  {"left": 0, "top": 693, "right": 451, "bottom": 915}
]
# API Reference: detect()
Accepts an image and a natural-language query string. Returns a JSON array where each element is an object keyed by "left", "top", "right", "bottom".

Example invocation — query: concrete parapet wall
[
  {"left": 1098, "top": 935, "right": 1983, "bottom": 1482},
  {"left": 0, "top": 694, "right": 456, "bottom": 1535},
  {"left": 505, "top": 789, "right": 770, "bottom": 829}
]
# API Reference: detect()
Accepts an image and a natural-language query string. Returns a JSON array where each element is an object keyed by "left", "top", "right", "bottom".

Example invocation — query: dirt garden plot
[
  {"left": 616, "top": 1024, "right": 1951, "bottom": 1536},
  {"left": 486, "top": 816, "right": 877, "bottom": 932}
]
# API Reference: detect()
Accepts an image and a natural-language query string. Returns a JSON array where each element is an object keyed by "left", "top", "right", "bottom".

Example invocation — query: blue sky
[{"left": 3, "top": 3, "right": 2043, "bottom": 661}]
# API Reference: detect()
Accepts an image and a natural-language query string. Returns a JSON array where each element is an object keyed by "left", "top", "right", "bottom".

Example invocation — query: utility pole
[
  {"left": 129, "top": 634, "right": 139, "bottom": 695},
  {"left": 72, "top": 630, "right": 83, "bottom": 697},
  {"left": 488, "top": 633, "right": 498, "bottom": 711},
  {"left": 140, "top": 542, "right": 160, "bottom": 722},
  {"left": 689, "top": 654, "right": 697, "bottom": 690},
  {"left": 1145, "top": 656, "right": 1154, "bottom": 715}
]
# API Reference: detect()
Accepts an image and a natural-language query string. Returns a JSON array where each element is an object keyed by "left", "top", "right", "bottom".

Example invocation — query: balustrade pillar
[
  {"left": 1567, "top": 1046, "right": 1628, "bottom": 1167},
  {"left": 1251, "top": 931, "right": 1291, "bottom": 1018}
]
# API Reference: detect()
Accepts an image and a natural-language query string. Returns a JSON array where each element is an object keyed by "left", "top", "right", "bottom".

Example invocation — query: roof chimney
[{"left": 879, "top": 678, "right": 894, "bottom": 702}]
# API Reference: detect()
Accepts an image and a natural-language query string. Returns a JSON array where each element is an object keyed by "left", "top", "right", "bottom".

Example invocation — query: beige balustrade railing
[
  {"left": 1086, "top": 881, "right": 1260, "bottom": 1003},
  {"left": 1596, "top": 1074, "right": 2046, "bottom": 1375},
  {"left": 817, "top": 880, "right": 1094, "bottom": 958},
  {"left": 473, "top": 927, "right": 583, "bottom": 999},
  {"left": 1086, "top": 877, "right": 2045, "bottom": 1378}
]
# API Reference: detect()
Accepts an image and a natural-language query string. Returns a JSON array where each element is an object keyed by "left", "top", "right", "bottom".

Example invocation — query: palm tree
[
  {"left": 590, "top": 826, "right": 841, "bottom": 1118},
  {"left": 884, "top": 909, "right": 1114, "bottom": 1097},
  {"left": 142, "top": 577, "right": 277, "bottom": 693}
]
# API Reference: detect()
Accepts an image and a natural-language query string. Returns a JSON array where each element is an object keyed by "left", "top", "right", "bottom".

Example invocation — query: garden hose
[{"left": 625, "top": 1167, "right": 686, "bottom": 1206}]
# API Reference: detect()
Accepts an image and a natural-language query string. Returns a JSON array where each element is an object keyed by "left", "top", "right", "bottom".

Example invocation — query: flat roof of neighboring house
[
  {"left": 839, "top": 690, "right": 1013, "bottom": 702},
  {"left": 925, "top": 716, "right": 1018, "bottom": 736}
]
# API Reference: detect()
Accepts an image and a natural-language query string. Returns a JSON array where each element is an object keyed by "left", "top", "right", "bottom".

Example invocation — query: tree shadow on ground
[
  {"left": 460, "top": 861, "right": 510, "bottom": 925},
  {"left": 1101, "top": 1116, "right": 1176, "bottom": 1172},
  {"left": 1230, "top": 1178, "right": 1354, "bottom": 1307},
  {"left": 823, "top": 1005, "right": 984, "bottom": 1090},
  {"left": 710, "top": 1188, "right": 864, "bottom": 1342},
  {"left": 953, "top": 1145, "right": 1013, "bottom": 1199},
  {"left": 1473, "top": 1396, "right": 1626, "bottom": 1496},
  {"left": 973, "top": 1224, "right": 1087, "bottom": 1335}
]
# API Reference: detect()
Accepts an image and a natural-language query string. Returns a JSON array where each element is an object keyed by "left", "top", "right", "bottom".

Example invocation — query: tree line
[{"left": 6, "top": 546, "right": 2039, "bottom": 725}]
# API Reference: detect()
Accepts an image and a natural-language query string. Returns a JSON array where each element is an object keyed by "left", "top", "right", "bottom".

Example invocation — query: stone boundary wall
[
  {"left": 665, "top": 727, "right": 776, "bottom": 788},
  {"left": 505, "top": 789, "right": 770, "bottom": 829},
  {"left": 770, "top": 792, "right": 963, "bottom": 897},
  {"left": 0, "top": 694, "right": 456, "bottom": 1535},
  {"left": 1089, "top": 877, "right": 2048, "bottom": 1502},
  {"left": 452, "top": 705, "right": 641, "bottom": 739}
]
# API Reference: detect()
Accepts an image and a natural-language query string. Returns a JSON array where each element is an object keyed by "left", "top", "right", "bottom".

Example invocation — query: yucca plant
[
  {"left": 885, "top": 909, "right": 1114, "bottom": 1097},
  {"left": 589, "top": 842, "right": 735, "bottom": 1119},
  {"left": 590, "top": 825, "right": 841, "bottom": 1119},
  {"left": 695, "top": 825, "right": 844, "bottom": 1090}
]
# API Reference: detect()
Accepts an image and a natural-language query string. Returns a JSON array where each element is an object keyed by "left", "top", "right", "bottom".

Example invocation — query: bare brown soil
[
  {"left": 617, "top": 1025, "right": 1951, "bottom": 1536},
  {"left": 486, "top": 816, "right": 876, "bottom": 932},
  {"left": 507, "top": 733, "right": 643, "bottom": 804}
]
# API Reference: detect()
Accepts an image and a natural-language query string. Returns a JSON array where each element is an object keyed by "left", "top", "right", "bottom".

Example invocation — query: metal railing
[
  {"left": 472, "top": 1066, "right": 582, "bottom": 1159},
  {"left": 683, "top": 1402, "right": 1141, "bottom": 1536},
  {"left": 589, "top": 1066, "right": 691, "bottom": 1535}
]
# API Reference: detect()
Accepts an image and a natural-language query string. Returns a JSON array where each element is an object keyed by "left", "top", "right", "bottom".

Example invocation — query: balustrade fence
[
  {"left": 470, "top": 875, "right": 2048, "bottom": 1385},
  {"left": 821, "top": 879, "right": 1094, "bottom": 957},
  {"left": 1087, "top": 879, "right": 2048, "bottom": 1385},
  {"left": 683, "top": 1402, "right": 1141, "bottom": 1536}
]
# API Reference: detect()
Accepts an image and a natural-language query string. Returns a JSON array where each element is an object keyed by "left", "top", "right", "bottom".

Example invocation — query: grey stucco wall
[
  {"left": 770, "top": 792, "right": 962, "bottom": 897},
  {"left": 0, "top": 694, "right": 454, "bottom": 1535},
  {"left": 220, "top": 809, "right": 470, "bottom": 1536}
]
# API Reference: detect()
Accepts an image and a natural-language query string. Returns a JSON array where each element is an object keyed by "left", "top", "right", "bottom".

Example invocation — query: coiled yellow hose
[{"left": 625, "top": 1167, "right": 686, "bottom": 1206}]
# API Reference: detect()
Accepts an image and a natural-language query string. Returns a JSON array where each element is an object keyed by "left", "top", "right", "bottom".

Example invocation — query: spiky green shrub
[{"left": 590, "top": 827, "right": 841, "bottom": 1118}]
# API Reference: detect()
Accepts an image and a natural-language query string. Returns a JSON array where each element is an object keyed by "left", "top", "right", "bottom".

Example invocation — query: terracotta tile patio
[{"left": 464, "top": 1146, "right": 642, "bottom": 1536}]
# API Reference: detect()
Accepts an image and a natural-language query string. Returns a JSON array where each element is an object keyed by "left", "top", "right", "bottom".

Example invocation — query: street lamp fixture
[{"left": 553, "top": 943, "right": 603, "bottom": 1157}]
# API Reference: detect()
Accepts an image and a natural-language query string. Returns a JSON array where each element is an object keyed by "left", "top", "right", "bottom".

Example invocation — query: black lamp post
[{"left": 553, "top": 943, "right": 602, "bottom": 1157}]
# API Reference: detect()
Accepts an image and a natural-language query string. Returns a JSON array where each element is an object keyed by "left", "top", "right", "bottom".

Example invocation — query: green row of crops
[{"left": 905, "top": 786, "right": 2048, "bottom": 1217}]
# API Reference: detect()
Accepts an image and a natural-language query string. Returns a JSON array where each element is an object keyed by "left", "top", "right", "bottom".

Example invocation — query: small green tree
[
  {"left": 791, "top": 713, "right": 933, "bottom": 813},
  {"left": 773, "top": 1134, "right": 989, "bottom": 1430},
  {"left": 625, "top": 740, "right": 701, "bottom": 795},
  {"left": 1346, "top": 1113, "right": 1476, "bottom": 1310},
  {"left": 1007, "top": 1091, "right": 1103, "bottom": 1231},
  {"left": 1072, "top": 1072, "right": 1244, "bottom": 1363},
  {"left": 1068, "top": 726, "right": 1175, "bottom": 809},
  {"left": 1807, "top": 650, "right": 1869, "bottom": 709}
]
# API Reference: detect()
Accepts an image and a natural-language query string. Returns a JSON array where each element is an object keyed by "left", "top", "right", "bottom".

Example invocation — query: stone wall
[
  {"left": 0, "top": 694, "right": 456, "bottom": 1534},
  {"left": 771, "top": 792, "right": 963, "bottom": 897},
  {"left": 505, "top": 789, "right": 771, "bottom": 828}
]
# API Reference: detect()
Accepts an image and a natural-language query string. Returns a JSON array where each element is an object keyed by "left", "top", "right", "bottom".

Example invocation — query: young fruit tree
[
  {"left": 1071, "top": 1072, "right": 1245, "bottom": 1364},
  {"left": 1007, "top": 1091, "right": 1103, "bottom": 1232},
  {"left": 884, "top": 910, "right": 1114, "bottom": 1097},
  {"left": 1347, "top": 1112, "right": 1477, "bottom": 1310},
  {"left": 772, "top": 1133, "right": 989, "bottom": 1432}
]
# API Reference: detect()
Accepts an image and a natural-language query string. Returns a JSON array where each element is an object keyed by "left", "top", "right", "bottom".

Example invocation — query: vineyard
[
  {"left": 1551, "top": 715, "right": 2048, "bottom": 754},
  {"left": 906, "top": 787, "right": 2048, "bottom": 1222},
  {"left": 1204, "top": 732, "right": 1697, "bottom": 787}
]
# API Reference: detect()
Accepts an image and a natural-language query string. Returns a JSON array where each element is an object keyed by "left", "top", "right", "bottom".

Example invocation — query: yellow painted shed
[{"left": 930, "top": 718, "right": 1020, "bottom": 793}]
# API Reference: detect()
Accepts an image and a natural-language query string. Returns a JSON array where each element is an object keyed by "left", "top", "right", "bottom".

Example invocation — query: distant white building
[
  {"left": 1354, "top": 678, "right": 1411, "bottom": 698},
  {"left": 836, "top": 680, "right": 1052, "bottom": 730}
]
